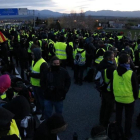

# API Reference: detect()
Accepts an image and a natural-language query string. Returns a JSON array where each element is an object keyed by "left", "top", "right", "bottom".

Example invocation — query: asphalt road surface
[
  {"left": 18, "top": 66, "right": 140, "bottom": 140},
  {"left": 58, "top": 68, "right": 140, "bottom": 140}
]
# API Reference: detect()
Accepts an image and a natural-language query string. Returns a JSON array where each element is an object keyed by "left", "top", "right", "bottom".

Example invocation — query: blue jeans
[
  {"left": 44, "top": 100, "right": 63, "bottom": 119},
  {"left": 32, "top": 86, "right": 44, "bottom": 114}
]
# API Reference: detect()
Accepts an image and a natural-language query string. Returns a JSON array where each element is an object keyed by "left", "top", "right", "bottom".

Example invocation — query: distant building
[
  {"left": 101, "top": 22, "right": 109, "bottom": 28},
  {"left": 109, "top": 20, "right": 126, "bottom": 28}
]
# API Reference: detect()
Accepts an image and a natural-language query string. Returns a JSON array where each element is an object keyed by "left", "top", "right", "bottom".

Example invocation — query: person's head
[
  {"left": 0, "top": 107, "right": 14, "bottom": 136},
  {"left": 90, "top": 125, "right": 106, "bottom": 138},
  {"left": 103, "top": 51, "right": 114, "bottom": 62},
  {"left": 50, "top": 56, "right": 60, "bottom": 71},
  {"left": 47, "top": 113, "right": 67, "bottom": 134},
  {"left": 119, "top": 54, "right": 130, "bottom": 64},
  {"left": 0, "top": 74, "right": 11, "bottom": 94},
  {"left": 109, "top": 47, "right": 118, "bottom": 57},
  {"left": 31, "top": 48, "right": 42, "bottom": 61}
]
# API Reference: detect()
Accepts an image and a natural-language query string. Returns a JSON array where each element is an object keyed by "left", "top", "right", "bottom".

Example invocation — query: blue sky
[{"left": 0, "top": 0, "right": 139, "bottom": 13}]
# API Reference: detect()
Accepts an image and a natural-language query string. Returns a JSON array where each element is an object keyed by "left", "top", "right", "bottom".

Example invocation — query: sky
[{"left": 0, "top": 0, "right": 140, "bottom": 13}]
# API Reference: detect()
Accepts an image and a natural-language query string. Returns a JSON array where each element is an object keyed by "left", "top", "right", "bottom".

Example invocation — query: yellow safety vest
[
  {"left": 38, "top": 40, "right": 43, "bottom": 51},
  {"left": 74, "top": 48, "right": 86, "bottom": 65},
  {"left": 54, "top": 42, "right": 67, "bottom": 60},
  {"left": 18, "top": 35, "right": 20, "bottom": 42},
  {"left": 48, "top": 40, "right": 55, "bottom": 56},
  {"left": 28, "top": 41, "right": 33, "bottom": 53},
  {"left": 104, "top": 69, "right": 110, "bottom": 84},
  {"left": 117, "top": 35, "right": 123, "bottom": 40},
  {"left": 7, "top": 119, "right": 21, "bottom": 139},
  {"left": 31, "top": 58, "right": 46, "bottom": 87},
  {"left": 115, "top": 56, "right": 118, "bottom": 66},
  {"left": 0, "top": 93, "right": 6, "bottom": 99},
  {"left": 8, "top": 40, "right": 13, "bottom": 50},
  {"left": 113, "top": 70, "right": 134, "bottom": 104},
  {"left": 95, "top": 56, "right": 103, "bottom": 64},
  {"left": 69, "top": 42, "right": 75, "bottom": 59}
]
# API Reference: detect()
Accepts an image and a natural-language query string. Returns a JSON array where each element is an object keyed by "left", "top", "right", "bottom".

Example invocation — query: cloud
[
  {"left": 0, "top": 0, "right": 57, "bottom": 9},
  {"left": 0, "top": 0, "right": 139, "bottom": 13}
]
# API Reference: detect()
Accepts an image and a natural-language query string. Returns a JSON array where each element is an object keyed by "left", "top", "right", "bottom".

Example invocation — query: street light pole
[{"left": 33, "top": 10, "right": 35, "bottom": 28}]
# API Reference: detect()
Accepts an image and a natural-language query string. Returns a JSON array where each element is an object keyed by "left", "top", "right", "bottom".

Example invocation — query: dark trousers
[
  {"left": 32, "top": 86, "right": 45, "bottom": 114},
  {"left": 28, "top": 53, "right": 32, "bottom": 67},
  {"left": 116, "top": 101, "right": 134, "bottom": 136},
  {"left": 19, "top": 60, "right": 28, "bottom": 80},
  {"left": 74, "top": 65, "right": 85, "bottom": 84},
  {"left": 100, "top": 92, "right": 114, "bottom": 127}
]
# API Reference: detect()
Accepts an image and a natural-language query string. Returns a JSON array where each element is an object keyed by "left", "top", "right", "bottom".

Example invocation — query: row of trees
[{"left": 35, "top": 10, "right": 100, "bottom": 31}]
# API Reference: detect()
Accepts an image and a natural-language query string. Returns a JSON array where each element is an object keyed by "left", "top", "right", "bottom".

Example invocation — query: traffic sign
[
  {"left": 18, "top": 8, "right": 28, "bottom": 15},
  {"left": 0, "top": 8, "right": 18, "bottom": 16}
]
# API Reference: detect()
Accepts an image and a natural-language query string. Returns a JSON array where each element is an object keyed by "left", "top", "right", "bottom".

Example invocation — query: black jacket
[
  {"left": 110, "top": 65, "right": 139, "bottom": 100},
  {"left": 97, "top": 59, "right": 117, "bottom": 71},
  {"left": 40, "top": 67, "right": 71, "bottom": 101}
]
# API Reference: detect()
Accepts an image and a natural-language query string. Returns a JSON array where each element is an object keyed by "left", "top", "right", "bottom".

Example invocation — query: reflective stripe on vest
[
  {"left": 31, "top": 58, "right": 46, "bottom": 86},
  {"left": 95, "top": 56, "right": 103, "bottom": 64},
  {"left": 96, "top": 48, "right": 105, "bottom": 54},
  {"left": 7, "top": 119, "right": 21, "bottom": 139},
  {"left": 113, "top": 70, "right": 134, "bottom": 103},
  {"left": 107, "top": 44, "right": 113, "bottom": 50},
  {"left": 54, "top": 42, "right": 67, "bottom": 60}
]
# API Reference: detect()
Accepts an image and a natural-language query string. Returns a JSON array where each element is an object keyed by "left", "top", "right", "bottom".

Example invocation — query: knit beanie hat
[
  {"left": 47, "top": 113, "right": 67, "bottom": 134},
  {"left": 0, "top": 74, "right": 11, "bottom": 94}
]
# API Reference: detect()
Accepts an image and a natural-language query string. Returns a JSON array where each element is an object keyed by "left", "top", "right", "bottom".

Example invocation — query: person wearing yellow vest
[
  {"left": 109, "top": 47, "right": 119, "bottom": 66},
  {"left": 95, "top": 48, "right": 105, "bottom": 65},
  {"left": 99, "top": 66, "right": 116, "bottom": 127},
  {"left": 48, "top": 38, "right": 55, "bottom": 60},
  {"left": 0, "top": 107, "right": 20, "bottom": 140},
  {"left": 54, "top": 36, "right": 67, "bottom": 68},
  {"left": 74, "top": 43, "right": 86, "bottom": 85},
  {"left": 134, "top": 45, "right": 140, "bottom": 74},
  {"left": 111, "top": 54, "right": 138, "bottom": 139},
  {"left": 96, "top": 51, "right": 116, "bottom": 127},
  {"left": 27, "top": 48, "right": 48, "bottom": 120}
]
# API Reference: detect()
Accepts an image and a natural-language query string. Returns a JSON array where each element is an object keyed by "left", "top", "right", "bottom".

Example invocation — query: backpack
[
  {"left": 74, "top": 50, "right": 85, "bottom": 65},
  {"left": 107, "top": 122, "right": 124, "bottom": 140},
  {"left": 20, "top": 114, "right": 36, "bottom": 138}
]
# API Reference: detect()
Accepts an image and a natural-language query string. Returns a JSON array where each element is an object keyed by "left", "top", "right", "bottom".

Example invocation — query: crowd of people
[{"left": 0, "top": 26, "right": 140, "bottom": 140}]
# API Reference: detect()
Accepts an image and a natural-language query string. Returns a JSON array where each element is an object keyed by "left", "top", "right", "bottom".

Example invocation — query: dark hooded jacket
[
  {"left": 29, "top": 48, "right": 48, "bottom": 79},
  {"left": 110, "top": 65, "right": 139, "bottom": 100}
]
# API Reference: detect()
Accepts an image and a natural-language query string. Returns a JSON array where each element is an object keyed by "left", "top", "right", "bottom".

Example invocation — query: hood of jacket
[
  {"left": 32, "top": 48, "right": 42, "bottom": 61},
  {"left": 117, "top": 65, "right": 128, "bottom": 76}
]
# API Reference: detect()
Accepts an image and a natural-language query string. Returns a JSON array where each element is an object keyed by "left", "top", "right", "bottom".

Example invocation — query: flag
[{"left": 0, "top": 31, "right": 7, "bottom": 43}]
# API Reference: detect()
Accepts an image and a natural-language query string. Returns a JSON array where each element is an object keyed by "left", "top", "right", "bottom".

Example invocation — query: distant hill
[
  {"left": 85, "top": 10, "right": 140, "bottom": 17},
  {"left": 1, "top": 10, "right": 140, "bottom": 19}
]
